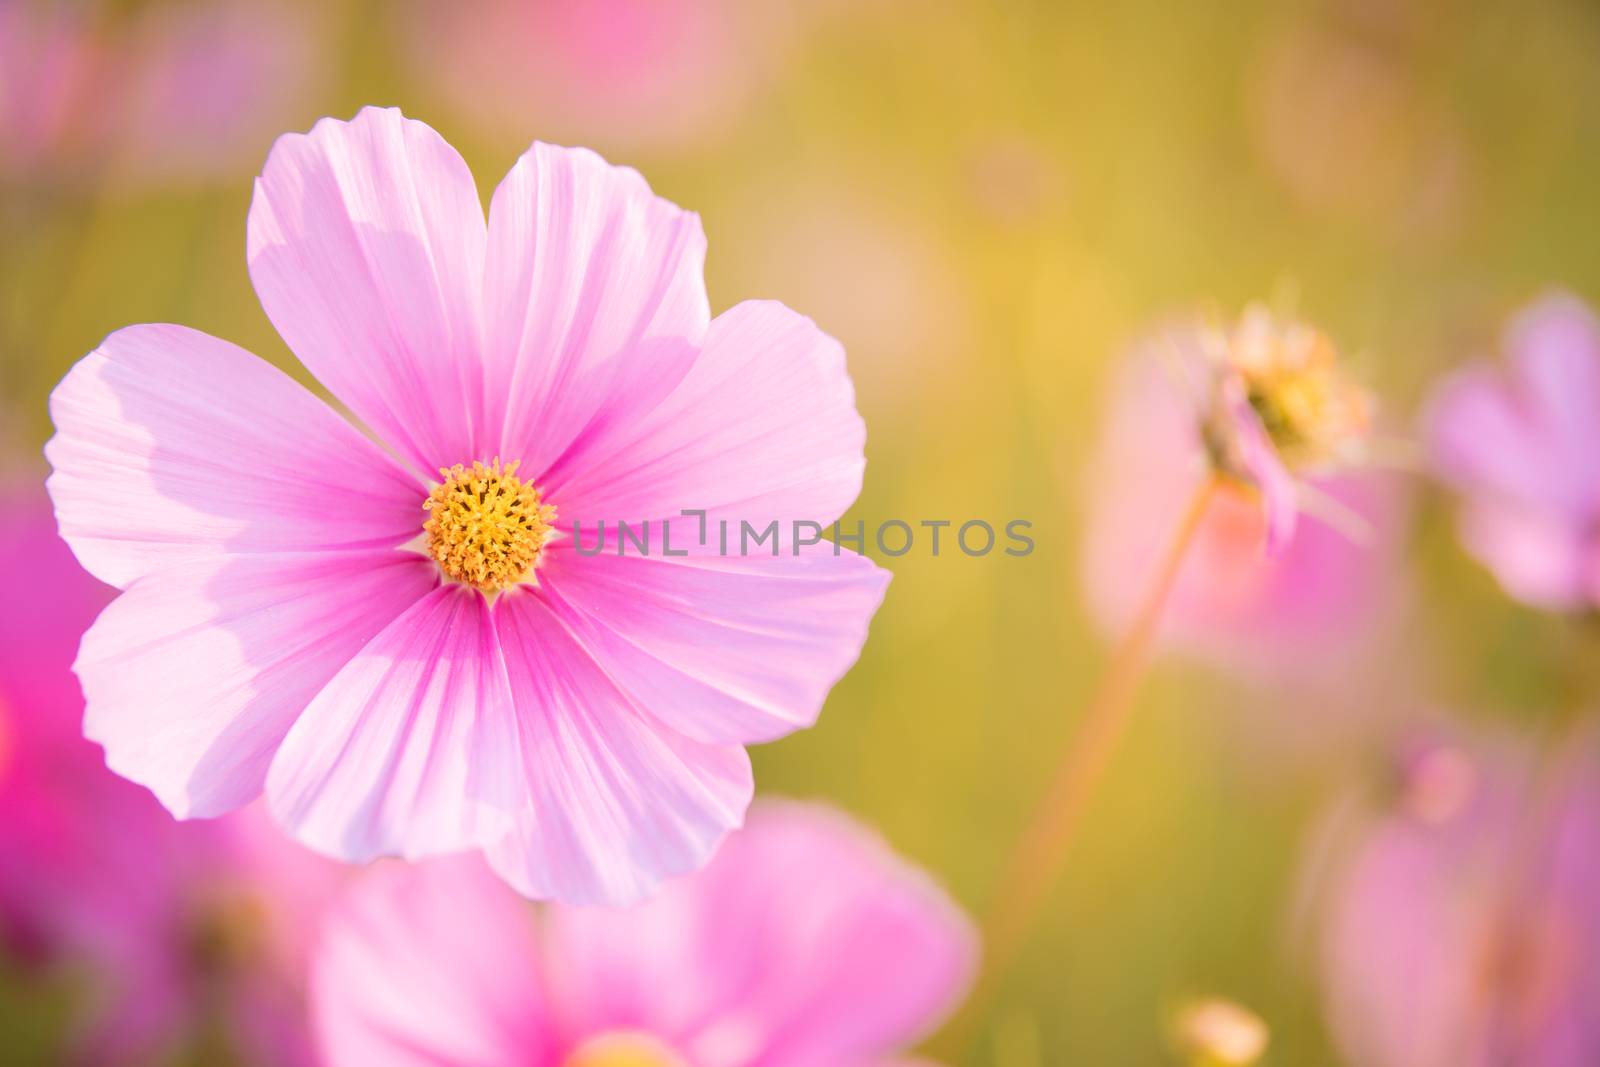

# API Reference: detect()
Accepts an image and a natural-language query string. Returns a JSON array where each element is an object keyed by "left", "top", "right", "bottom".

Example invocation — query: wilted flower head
[
  {"left": 1083, "top": 315, "right": 1404, "bottom": 680},
  {"left": 1312, "top": 730, "right": 1600, "bottom": 1067},
  {"left": 0, "top": 488, "right": 338, "bottom": 1066},
  {"left": 312, "top": 800, "right": 976, "bottom": 1067},
  {"left": 1426, "top": 291, "right": 1600, "bottom": 612},
  {"left": 1197, "top": 305, "right": 1376, "bottom": 550},
  {"left": 46, "top": 106, "right": 888, "bottom": 906}
]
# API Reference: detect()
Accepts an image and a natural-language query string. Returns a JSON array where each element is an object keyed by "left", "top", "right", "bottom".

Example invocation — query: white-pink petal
[
  {"left": 552, "top": 300, "right": 866, "bottom": 531},
  {"left": 77, "top": 551, "right": 437, "bottom": 819},
  {"left": 486, "top": 589, "right": 753, "bottom": 906},
  {"left": 540, "top": 545, "right": 889, "bottom": 745},
  {"left": 46, "top": 323, "right": 422, "bottom": 590},
  {"left": 482, "top": 139, "right": 710, "bottom": 482},
  {"left": 266, "top": 584, "right": 520, "bottom": 863},
  {"left": 248, "top": 106, "right": 489, "bottom": 473}
]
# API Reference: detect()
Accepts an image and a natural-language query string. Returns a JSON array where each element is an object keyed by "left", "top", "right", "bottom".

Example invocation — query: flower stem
[{"left": 937, "top": 475, "right": 1220, "bottom": 1055}]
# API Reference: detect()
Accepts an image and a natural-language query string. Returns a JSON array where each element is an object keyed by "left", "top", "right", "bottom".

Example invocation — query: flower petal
[
  {"left": 544, "top": 800, "right": 977, "bottom": 1065},
  {"left": 247, "top": 106, "right": 489, "bottom": 473},
  {"left": 312, "top": 858, "right": 552, "bottom": 1067},
  {"left": 539, "top": 544, "right": 889, "bottom": 745},
  {"left": 1507, "top": 291, "right": 1600, "bottom": 470},
  {"left": 481, "top": 140, "right": 709, "bottom": 484},
  {"left": 1456, "top": 503, "right": 1592, "bottom": 612},
  {"left": 77, "top": 551, "right": 436, "bottom": 819},
  {"left": 265, "top": 585, "right": 520, "bottom": 863},
  {"left": 1426, "top": 364, "right": 1583, "bottom": 513},
  {"left": 551, "top": 300, "right": 866, "bottom": 531},
  {"left": 1219, "top": 375, "right": 1299, "bottom": 554},
  {"left": 46, "top": 324, "right": 422, "bottom": 590},
  {"left": 485, "top": 589, "right": 752, "bottom": 905}
]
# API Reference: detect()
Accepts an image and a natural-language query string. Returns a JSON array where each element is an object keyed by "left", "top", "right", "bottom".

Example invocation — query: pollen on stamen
[
  {"left": 422, "top": 458, "right": 556, "bottom": 592},
  {"left": 1223, "top": 308, "right": 1373, "bottom": 469}
]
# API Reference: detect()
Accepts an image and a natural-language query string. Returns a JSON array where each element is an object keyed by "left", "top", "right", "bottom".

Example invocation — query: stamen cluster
[
  {"left": 1219, "top": 307, "right": 1373, "bottom": 471},
  {"left": 423, "top": 459, "right": 555, "bottom": 592}
]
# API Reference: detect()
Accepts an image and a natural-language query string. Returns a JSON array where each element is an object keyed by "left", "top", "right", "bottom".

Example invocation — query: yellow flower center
[
  {"left": 1226, "top": 309, "right": 1372, "bottom": 469},
  {"left": 562, "top": 1032, "right": 689, "bottom": 1067},
  {"left": 422, "top": 459, "right": 556, "bottom": 592}
]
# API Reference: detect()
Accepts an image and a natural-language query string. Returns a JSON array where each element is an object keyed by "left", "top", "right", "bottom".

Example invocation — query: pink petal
[
  {"left": 312, "top": 858, "right": 553, "bottom": 1067},
  {"left": 552, "top": 300, "right": 865, "bottom": 531},
  {"left": 1220, "top": 375, "right": 1299, "bottom": 554},
  {"left": 77, "top": 551, "right": 436, "bottom": 819},
  {"left": 544, "top": 800, "right": 977, "bottom": 1065},
  {"left": 481, "top": 140, "right": 709, "bottom": 483},
  {"left": 265, "top": 585, "right": 520, "bottom": 863},
  {"left": 486, "top": 589, "right": 753, "bottom": 905},
  {"left": 1506, "top": 291, "right": 1600, "bottom": 472},
  {"left": 1426, "top": 363, "right": 1582, "bottom": 513},
  {"left": 247, "top": 106, "right": 489, "bottom": 474},
  {"left": 539, "top": 545, "right": 889, "bottom": 745},
  {"left": 1456, "top": 503, "right": 1592, "bottom": 612},
  {"left": 46, "top": 324, "right": 422, "bottom": 590}
]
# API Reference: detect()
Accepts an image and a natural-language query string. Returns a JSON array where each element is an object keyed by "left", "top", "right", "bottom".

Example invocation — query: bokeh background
[{"left": 6, "top": 0, "right": 1600, "bottom": 1064}]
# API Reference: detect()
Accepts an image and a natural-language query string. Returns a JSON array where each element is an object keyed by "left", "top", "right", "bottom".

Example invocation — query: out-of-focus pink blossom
[
  {"left": 112, "top": 1, "right": 321, "bottom": 185},
  {"left": 0, "top": 487, "right": 338, "bottom": 1066},
  {"left": 1313, "top": 730, "right": 1600, "bottom": 1067},
  {"left": 1426, "top": 292, "right": 1600, "bottom": 613},
  {"left": 46, "top": 107, "right": 887, "bottom": 906},
  {"left": 0, "top": 0, "right": 318, "bottom": 187},
  {"left": 406, "top": 0, "right": 797, "bottom": 155},
  {"left": 1082, "top": 316, "right": 1405, "bottom": 679},
  {"left": 0, "top": 0, "right": 103, "bottom": 176},
  {"left": 313, "top": 799, "right": 976, "bottom": 1067}
]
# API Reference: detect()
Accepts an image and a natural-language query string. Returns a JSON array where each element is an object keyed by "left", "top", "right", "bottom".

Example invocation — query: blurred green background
[{"left": 6, "top": 1, "right": 1600, "bottom": 1063}]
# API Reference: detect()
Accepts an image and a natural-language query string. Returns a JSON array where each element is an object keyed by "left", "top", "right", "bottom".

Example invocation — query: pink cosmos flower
[
  {"left": 312, "top": 800, "right": 976, "bottom": 1067},
  {"left": 1426, "top": 292, "right": 1600, "bottom": 612},
  {"left": 0, "top": 487, "right": 339, "bottom": 1067},
  {"left": 1312, "top": 731, "right": 1600, "bottom": 1067},
  {"left": 1082, "top": 314, "right": 1403, "bottom": 679},
  {"left": 46, "top": 106, "right": 889, "bottom": 906}
]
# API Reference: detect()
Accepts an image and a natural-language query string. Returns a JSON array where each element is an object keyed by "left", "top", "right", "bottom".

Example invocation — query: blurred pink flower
[
  {"left": 1314, "top": 731, "right": 1600, "bottom": 1067},
  {"left": 0, "top": 0, "right": 103, "bottom": 176},
  {"left": 111, "top": 1, "right": 320, "bottom": 186},
  {"left": 0, "top": 0, "right": 318, "bottom": 186},
  {"left": 46, "top": 106, "right": 888, "bottom": 906},
  {"left": 1082, "top": 317, "right": 1405, "bottom": 679},
  {"left": 312, "top": 800, "right": 976, "bottom": 1067},
  {"left": 407, "top": 0, "right": 796, "bottom": 155},
  {"left": 1426, "top": 292, "right": 1600, "bottom": 612},
  {"left": 0, "top": 487, "right": 338, "bottom": 1067}
]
